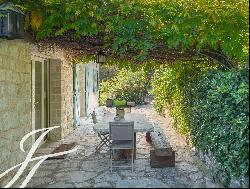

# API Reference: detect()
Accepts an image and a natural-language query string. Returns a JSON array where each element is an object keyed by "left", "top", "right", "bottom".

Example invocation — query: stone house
[{"left": 0, "top": 38, "right": 99, "bottom": 186}]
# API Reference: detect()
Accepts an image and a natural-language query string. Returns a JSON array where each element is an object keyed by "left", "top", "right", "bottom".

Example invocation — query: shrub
[
  {"left": 99, "top": 68, "right": 150, "bottom": 105},
  {"left": 99, "top": 64, "right": 119, "bottom": 82}
]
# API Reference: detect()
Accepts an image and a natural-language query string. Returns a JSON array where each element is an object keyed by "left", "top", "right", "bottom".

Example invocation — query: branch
[{"left": 198, "top": 49, "right": 234, "bottom": 69}]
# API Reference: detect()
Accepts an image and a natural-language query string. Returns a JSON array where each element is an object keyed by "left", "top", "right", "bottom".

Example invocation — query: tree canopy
[{"left": 2, "top": 0, "right": 249, "bottom": 66}]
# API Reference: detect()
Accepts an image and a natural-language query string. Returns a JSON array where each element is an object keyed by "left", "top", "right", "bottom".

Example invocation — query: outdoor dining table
[{"left": 93, "top": 112, "right": 154, "bottom": 158}]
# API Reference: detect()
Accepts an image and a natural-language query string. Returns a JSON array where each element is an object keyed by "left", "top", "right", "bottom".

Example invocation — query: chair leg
[
  {"left": 110, "top": 149, "right": 113, "bottom": 172},
  {"left": 103, "top": 135, "right": 109, "bottom": 147},
  {"left": 96, "top": 138, "right": 108, "bottom": 151},
  {"left": 131, "top": 149, "right": 134, "bottom": 172},
  {"left": 95, "top": 133, "right": 109, "bottom": 152},
  {"left": 109, "top": 147, "right": 111, "bottom": 159}
]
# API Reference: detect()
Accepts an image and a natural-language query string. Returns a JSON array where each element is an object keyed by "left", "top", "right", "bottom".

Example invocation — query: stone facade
[
  {"left": 0, "top": 39, "right": 74, "bottom": 186},
  {"left": 0, "top": 39, "right": 32, "bottom": 186},
  {"left": 49, "top": 59, "right": 63, "bottom": 140},
  {"left": 60, "top": 58, "right": 74, "bottom": 138}
]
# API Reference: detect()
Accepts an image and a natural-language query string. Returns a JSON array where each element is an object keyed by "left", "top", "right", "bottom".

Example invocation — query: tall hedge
[{"left": 151, "top": 62, "right": 249, "bottom": 187}]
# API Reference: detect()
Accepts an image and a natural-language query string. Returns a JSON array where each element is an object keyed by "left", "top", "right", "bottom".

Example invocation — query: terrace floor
[{"left": 14, "top": 104, "right": 222, "bottom": 188}]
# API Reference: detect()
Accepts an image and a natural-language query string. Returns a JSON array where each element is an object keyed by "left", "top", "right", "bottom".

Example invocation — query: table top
[{"left": 93, "top": 113, "right": 154, "bottom": 134}]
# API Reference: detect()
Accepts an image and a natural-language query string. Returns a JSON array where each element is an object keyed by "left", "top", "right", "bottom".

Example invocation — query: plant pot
[
  {"left": 116, "top": 108, "right": 125, "bottom": 119},
  {"left": 106, "top": 99, "right": 113, "bottom": 107}
]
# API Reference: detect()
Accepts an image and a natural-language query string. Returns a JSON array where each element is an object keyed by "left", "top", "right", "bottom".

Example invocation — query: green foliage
[
  {"left": 113, "top": 99, "right": 127, "bottom": 107},
  {"left": 151, "top": 62, "right": 249, "bottom": 187},
  {"left": 189, "top": 65, "right": 249, "bottom": 187},
  {"left": 151, "top": 61, "right": 216, "bottom": 134},
  {"left": 11, "top": 0, "right": 249, "bottom": 64},
  {"left": 99, "top": 64, "right": 119, "bottom": 82},
  {"left": 99, "top": 68, "right": 150, "bottom": 105},
  {"left": 73, "top": 54, "right": 96, "bottom": 65}
]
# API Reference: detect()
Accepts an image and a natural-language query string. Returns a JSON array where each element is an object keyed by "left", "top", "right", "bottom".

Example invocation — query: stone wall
[
  {"left": 195, "top": 149, "right": 249, "bottom": 188},
  {"left": 0, "top": 39, "right": 32, "bottom": 186},
  {"left": 60, "top": 57, "right": 73, "bottom": 138},
  {"left": 49, "top": 59, "right": 62, "bottom": 140}
]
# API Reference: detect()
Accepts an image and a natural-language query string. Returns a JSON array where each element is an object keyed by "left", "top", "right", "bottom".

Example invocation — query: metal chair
[
  {"left": 92, "top": 111, "right": 109, "bottom": 152},
  {"left": 109, "top": 121, "right": 134, "bottom": 172}
]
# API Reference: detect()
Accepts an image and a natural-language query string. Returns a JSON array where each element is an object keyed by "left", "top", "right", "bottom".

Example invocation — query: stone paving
[{"left": 13, "top": 105, "right": 222, "bottom": 188}]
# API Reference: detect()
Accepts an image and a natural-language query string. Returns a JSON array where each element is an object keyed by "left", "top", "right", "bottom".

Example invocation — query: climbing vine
[{"left": 1, "top": 0, "right": 248, "bottom": 65}]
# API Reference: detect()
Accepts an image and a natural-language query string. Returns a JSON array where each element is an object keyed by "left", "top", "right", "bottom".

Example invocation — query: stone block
[
  {"left": 5, "top": 70, "right": 13, "bottom": 83},
  {"left": 23, "top": 73, "right": 31, "bottom": 83},
  {"left": 18, "top": 62, "right": 26, "bottom": 73},
  {"left": 0, "top": 97, "right": 8, "bottom": 111},
  {"left": 0, "top": 113, "right": 9, "bottom": 131},
  {"left": 9, "top": 59, "right": 16, "bottom": 71},
  {"left": 0, "top": 69, "right": 5, "bottom": 82},
  {"left": 0, "top": 150, "right": 11, "bottom": 167},
  {"left": 0, "top": 56, "right": 3, "bottom": 68},
  {"left": 2, "top": 59, "right": 8, "bottom": 70},
  {"left": 8, "top": 98, "right": 17, "bottom": 111},
  {"left": 0, "top": 43, "right": 9, "bottom": 55},
  {"left": 0, "top": 85, "right": 4, "bottom": 97},
  {"left": 11, "top": 46, "right": 19, "bottom": 57},
  {"left": 25, "top": 63, "right": 31, "bottom": 73},
  {"left": 150, "top": 150, "right": 175, "bottom": 168},
  {"left": 11, "top": 72, "right": 18, "bottom": 83}
]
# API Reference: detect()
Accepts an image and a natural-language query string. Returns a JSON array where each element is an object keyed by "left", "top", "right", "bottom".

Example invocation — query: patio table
[{"left": 93, "top": 113, "right": 154, "bottom": 158}]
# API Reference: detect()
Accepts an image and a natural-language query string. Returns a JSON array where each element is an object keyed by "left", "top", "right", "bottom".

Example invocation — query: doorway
[
  {"left": 31, "top": 59, "right": 50, "bottom": 142},
  {"left": 73, "top": 64, "right": 80, "bottom": 127},
  {"left": 85, "top": 65, "right": 90, "bottom": 115}
]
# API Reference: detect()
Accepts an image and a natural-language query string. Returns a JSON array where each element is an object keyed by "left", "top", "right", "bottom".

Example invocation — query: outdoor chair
[
  {"left": 92, "top": 111, "right": 109, "bottom": 152},
  {"left": 109, "top": 121, "right": 134, "bottom": 172}
]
